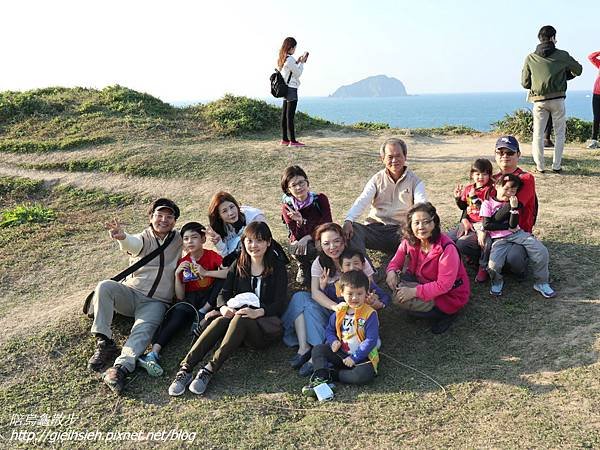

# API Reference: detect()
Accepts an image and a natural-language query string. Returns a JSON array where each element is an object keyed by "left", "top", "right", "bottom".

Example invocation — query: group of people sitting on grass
[{"left": 85, "top": 135, "right": 556, "bottom": 398}]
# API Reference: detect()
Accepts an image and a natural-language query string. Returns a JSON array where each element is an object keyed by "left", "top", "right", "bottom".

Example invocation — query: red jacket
[
  {"left": 494, "top": 168, "right": 537, "bottom": 232},
  {"left": 589, "top": 51, "right": 600, "bottom": 95},
  {"left": 387, "top": 234, "right": 470, "bottom": 314}
]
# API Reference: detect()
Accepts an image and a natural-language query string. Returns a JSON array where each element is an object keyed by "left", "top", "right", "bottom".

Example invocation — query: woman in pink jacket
[
  {"left": 588, "top": 51, "right": 600, "bottom": 149},
  {"left": 386, "top": 202, "right": 470, "bottom": 334}
]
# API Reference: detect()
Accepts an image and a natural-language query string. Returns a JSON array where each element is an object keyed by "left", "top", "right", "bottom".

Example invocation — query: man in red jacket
[{"left": 493, "top": 136, "right": 538, "bottom": 278}]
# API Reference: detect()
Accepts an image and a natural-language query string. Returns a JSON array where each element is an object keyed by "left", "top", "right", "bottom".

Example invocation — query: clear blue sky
[{"left": 1, "top": 0, "right": 598, "bottom": 102}]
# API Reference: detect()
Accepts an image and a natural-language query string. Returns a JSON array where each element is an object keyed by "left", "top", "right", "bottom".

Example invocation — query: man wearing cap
[
  {"left": 342, "top": 138, "right": 427, "bottom": 257},
  {"left": 522, "top": 25, "right": 582, "bottom": 173},
  {"left": 493, "top": 136, "right": 538, "bottom": 276},
  {"left": 87, "top": 198, "right": 183, "bottom": 394}
]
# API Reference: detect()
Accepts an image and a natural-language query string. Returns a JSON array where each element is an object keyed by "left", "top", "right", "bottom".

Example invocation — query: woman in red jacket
[
  {"left": 588, "top": 51, "right": 600, "bottom": 149},
  {"left": 386, "top": 202, "right": 470, "bottom": 334}
]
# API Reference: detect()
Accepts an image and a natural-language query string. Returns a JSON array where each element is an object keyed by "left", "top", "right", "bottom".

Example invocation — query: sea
[
  {"left": 174, "top": 91, "right": 595, "bottom": 132},
  {"left": 265, "top": 91, "right": 595, "bottom": 132}
]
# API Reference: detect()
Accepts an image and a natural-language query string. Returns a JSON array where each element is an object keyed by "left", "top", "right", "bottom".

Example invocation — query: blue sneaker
[
  {"left": 533, "top": 283, "right": 556, "bottom": 299},
  {"left": 138, "top": 351, "right": 163, "bottom": 377},
  {"left": 298, "top": 361, "right": 313, "bottom": 377},
  {"left": 490, "top": 280, "right": 504, "bottom": 297}
]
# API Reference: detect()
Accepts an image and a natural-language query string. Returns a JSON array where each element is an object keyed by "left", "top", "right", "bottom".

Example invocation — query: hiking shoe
[
  {"left": 189, "top": 367, "right": 213, "bottom": 395},
  {"left": 475, "top": 267, "right": 489, "bottom": 283},
  {"left": 431, "top": 314, "right": 456, "bottom": 334},
  {"left": 490, "top": 280, "right": 504, "bottom": 297},
  {"left": 543, "top": 139, "right": 554, "bottom": 148},
  {"left": 102, "top": 365, "right": 127, "bottom": 395},
  {"left": 87, "top": 339, "right": 120, "bottom": 372},
  {"left": 587, "top": 140, "right": 598, "bottom": 149},
  {"left": 280, "top": 140, "right": 290, "bottom": 146},
  {"left": 168, "top": 368, "right": 193, "bottom": 396},
  {"left": 288, "top": 141, "right": 306, "bottom": 147},
  {"left": 534, "top": 168, "right": 545, "bottom": 174},
  {"left": 301, "top": 377, "right": 335, "bottom": 398},
  {"left": 295, "top": 266, "right": 306, "bottom": 285},
  {"left": 533, "top": 283, "right": 557, "bottom": 299},
  {"left": 298, "top": 361, "right": 314, "bottom": 377},
  {"left": 138, "top": 352, "right": 163, "bottom": 377}
]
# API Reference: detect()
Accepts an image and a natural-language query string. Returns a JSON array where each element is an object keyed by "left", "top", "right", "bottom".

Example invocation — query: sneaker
[
  {"left": 587, "top": 140, "right": 598, "bottom": 149},
  {"left": 189, "top": 367, "right": 213, "bottom": 395},
  {"left": 138, "top": 352, "right": 163, "bottom": 377},
  {"left": 544, "top": 139, "right": 554, "bottom": 148},
  {"left": 168, "top": 368, "right": 193, "bottom": 396},
  {"left": 295, "top": 266, "right": 306, "bottom": 285},
  {"left": 87, "top": 339, "right": 120, "bottom": 372},
  {"left": 102, "top": 365, "right": 127, "bottom": 395},
  {"left": 490, "top": 280, "right": 504, "bottom": 297},
  {"left": 301, "top": 376, "right": 335, "bottom": 398},
  {"left": 534, "top": 168, "right": 545, "bottom": 174},
  {"left": 288, "top": 141, "right": 306, "bottom": 147},
  {"left": 475, "top": 267, "right": 489, "bottom": 283},
  {"left": 552, "top": 168, "right": 562, "bottom": 174},
  {"left": 533, "top": 283, "right": 557, "bottom": 299},
  {"left": 280, "top": 140, "right": 290, "bottom": 146}
]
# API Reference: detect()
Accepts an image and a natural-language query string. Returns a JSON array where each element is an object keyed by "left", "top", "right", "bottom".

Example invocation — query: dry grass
[{"left": 1, "top": 131, "right": 599, "bottom": 449}]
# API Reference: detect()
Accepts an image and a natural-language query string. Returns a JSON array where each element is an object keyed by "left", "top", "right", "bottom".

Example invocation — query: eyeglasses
[
  {"left": 412, "top": 219, "right": 433, "bottom": 227},
  {"left": 153, "top": 212, "right": 175, "bottom": 221},
  {"left": 495, "top": 150, "right": 517, "bottom": 156},
  {"left": 288, "top": 179, "right": 308, "bottom": 189}
]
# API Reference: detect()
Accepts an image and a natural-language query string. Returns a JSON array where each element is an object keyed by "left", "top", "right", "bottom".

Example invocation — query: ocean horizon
[{"left": 172, "top": 90, "right": 595, "bottom": 132}]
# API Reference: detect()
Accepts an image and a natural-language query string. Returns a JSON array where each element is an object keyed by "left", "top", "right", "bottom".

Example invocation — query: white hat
[{"left": 227, "top": 292, "right": 260, "bottom": 309}]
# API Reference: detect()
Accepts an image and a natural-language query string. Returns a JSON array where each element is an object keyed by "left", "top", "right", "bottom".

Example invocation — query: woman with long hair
[
  {"left": 206, "top": 191, "right": 267, "bottom": 267},
  {"left": 168, "top": 222, "right": 288, "bottom": 396},
  {"left": 278, "top": 36, "right": 308, "bottom": 147}
]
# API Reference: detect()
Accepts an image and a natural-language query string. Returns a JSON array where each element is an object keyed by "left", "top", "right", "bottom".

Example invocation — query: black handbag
[
  {"left": 82, "top": 231, "right": 176, "bottom": 317},
  {"left": 256, "top": 316, "right": 283, "bottom": 341}
]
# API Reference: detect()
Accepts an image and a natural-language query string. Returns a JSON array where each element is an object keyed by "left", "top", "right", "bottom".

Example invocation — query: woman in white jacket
[{"left": 278, "top": 36, "right": 308, "bottom": 147}]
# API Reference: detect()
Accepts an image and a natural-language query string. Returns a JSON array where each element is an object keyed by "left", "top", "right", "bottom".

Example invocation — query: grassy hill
[{"left": 1, "top": 87, "right": 599, "bottom": 449}]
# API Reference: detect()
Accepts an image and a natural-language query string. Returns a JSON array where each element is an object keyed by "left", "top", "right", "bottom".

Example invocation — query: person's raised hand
[
  {"left": 105, "top": 217, "right": 126, "bottom": 240},
  {"left": 454, "top": 184, "right": 463, "bottom": 199},
  {"left": 319, "top": 267, "right": 330, "bottom": 291},
  {"left": 342, "top": 220, "right": 353, "bottom": 241},
  {"left": 509, "top": 195, "right": 519, "bottom": 209},
  {"left": 205, "top": 226, "right": 221, "bottom": 245}
]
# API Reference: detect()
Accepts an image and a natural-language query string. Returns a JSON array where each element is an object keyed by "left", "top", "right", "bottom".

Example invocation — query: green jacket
[{"left": 521, "top": 44, "right": 582, "bottom": 102}]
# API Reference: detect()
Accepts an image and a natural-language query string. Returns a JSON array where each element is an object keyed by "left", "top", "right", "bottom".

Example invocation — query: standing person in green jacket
[{"left": 521, "top": 25, "right": 582, "bottom": 174}]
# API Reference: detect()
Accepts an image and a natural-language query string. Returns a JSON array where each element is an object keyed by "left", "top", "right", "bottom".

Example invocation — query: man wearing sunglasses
[
  {"left": 493, "top": 136, "right": 539, "bottom": 278},
  {"left": 87, "top": 198, "right": 183, "bottom": 394}
]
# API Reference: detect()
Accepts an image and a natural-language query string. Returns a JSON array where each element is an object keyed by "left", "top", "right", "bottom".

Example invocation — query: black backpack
[{"left": 270, "top": 69, "right": 292, "bottom": 98}]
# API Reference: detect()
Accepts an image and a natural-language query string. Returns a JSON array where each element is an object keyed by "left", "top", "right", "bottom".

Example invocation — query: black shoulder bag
[{"left": 82, "top": 231, "right": 176, "bottom": 317}]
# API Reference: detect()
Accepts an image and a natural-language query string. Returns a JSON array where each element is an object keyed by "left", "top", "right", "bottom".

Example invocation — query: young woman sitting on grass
[{"left": 168, "top": 222, "right": 288, "bottom": 397}]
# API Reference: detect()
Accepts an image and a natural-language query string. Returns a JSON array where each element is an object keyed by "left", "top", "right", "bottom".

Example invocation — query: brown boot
[{"left": 87, "top": 339, "right": 120, "bottom": 372}]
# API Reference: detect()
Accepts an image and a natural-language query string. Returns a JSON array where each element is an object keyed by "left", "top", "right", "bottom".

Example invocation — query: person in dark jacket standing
[{"left": 521, "top": 25, "right": 582, "bottom": 174}]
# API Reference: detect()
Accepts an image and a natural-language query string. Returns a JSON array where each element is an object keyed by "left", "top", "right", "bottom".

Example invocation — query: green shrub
[
  {"left": 353, "top": 121, "right": 390, "bottom": 130},
  {"left": 492, "top": 109, "right": 593, "bottom": 143},
  {"left": 0, "top": 176, "right": 46, "bottom": 199},
  {"left": 0, "top": 90, "right": 65, "bottom": 122},
  {"left": 201, "top": 95, "right": 280, "bottom": 135},
  {"left": 78, "top": 85, "right": 174, "bottom": 117},
  {"left": 0, "top": 203, "right": 56, "bottom": 228},
  {"left": 411, "top": 125, "right": 478, "bottom": 135}
]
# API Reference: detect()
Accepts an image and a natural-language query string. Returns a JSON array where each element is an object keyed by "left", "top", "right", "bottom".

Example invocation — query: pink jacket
[
  {"left": 589, "top": 51, "right": 600, "bottom": 95},
  {"left": 387, "top": 234, "right": 470, "bottom": 314}
]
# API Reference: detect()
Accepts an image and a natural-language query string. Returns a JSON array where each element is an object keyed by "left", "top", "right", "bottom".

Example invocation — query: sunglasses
[{"left": 495, "top": 149, "right": 517, "bottom": 156}]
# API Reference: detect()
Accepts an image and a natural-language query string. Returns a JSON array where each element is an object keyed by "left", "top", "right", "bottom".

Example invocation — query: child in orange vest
[{"left": 302, "top": 270, "right": 380, "bottom": 397}]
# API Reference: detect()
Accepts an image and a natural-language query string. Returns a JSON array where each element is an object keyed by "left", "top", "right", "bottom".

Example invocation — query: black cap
[{"left": 148, "top": 198, "right": 180, "bottom": 219}]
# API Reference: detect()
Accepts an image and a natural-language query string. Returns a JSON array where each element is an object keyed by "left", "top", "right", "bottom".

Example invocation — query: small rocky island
[{"left": 330, "top": 75, "right": 408, "bottom": 98}]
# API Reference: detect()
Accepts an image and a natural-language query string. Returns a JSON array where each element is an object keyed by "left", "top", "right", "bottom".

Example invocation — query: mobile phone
[{"left": 304, "top": 52, "right": 309, "bottom": 62}]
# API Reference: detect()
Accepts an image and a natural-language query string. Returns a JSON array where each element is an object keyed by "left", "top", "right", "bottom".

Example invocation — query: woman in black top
[{"left": 168, "top": 222, "right": 288, "bottom": 396}]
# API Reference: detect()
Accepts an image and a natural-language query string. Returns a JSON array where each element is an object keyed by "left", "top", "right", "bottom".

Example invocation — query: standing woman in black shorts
[{"left": 278, "top": 36, "right": 308, "bottom": 147}]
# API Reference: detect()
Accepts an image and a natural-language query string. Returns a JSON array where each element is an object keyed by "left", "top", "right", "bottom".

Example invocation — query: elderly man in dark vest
[
  {"left": 342, "top": 138, "right": 427, "bottom": 258},
  {"left": 87, "top": 198, "right": 183, "bottom": 394}
]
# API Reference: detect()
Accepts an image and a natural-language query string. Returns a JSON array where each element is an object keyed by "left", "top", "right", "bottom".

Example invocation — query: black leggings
[
  {"left": 281, "top": 99, "right": 298, "bottom": 142},
  {"left": 593, "top": 94, "right": 600, "bottom": 140},
  {"left": 312, "top": 344, "right": 376, "bottom": 385}
]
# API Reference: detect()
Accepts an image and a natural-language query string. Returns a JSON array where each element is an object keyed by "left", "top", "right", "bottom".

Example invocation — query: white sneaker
[
  {"left": 533, "top": 283, "right": 556, "bottom": 299},
  {"left": 587, "top": 140, "right": 598, "bottom": 149}
]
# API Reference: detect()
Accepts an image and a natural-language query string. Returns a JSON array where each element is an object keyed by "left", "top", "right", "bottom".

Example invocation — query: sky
[{"left": 2, "top": 0, "right": 599, "bottom": 103}]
